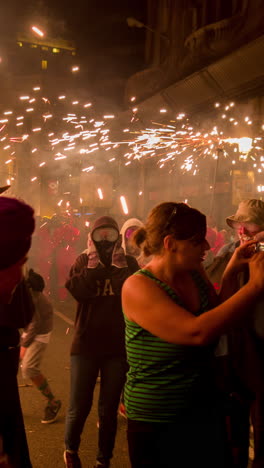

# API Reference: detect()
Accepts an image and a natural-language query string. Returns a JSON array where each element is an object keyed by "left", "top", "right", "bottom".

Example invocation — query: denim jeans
[{"left": 65, "top": 354, "right": 127, "bottom": 465}]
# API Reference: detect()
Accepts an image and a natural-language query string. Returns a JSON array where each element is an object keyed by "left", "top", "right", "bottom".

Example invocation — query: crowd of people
[{"left": 1, "top": 187, "right": 264, "bottom": 468}]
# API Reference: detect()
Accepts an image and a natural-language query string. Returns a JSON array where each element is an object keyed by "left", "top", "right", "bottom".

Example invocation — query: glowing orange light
[{"left": 31, "top": 26, "right": 44, "bottom": 37}]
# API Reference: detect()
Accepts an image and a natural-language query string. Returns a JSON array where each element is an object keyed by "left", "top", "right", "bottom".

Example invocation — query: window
[
  {"left": 30, "top": 44, "right": 38, "bottom": 48},
  {"left": 17, "top": 42, "right": 23, "bottom": 47},
  {"left": 52, "top": 48, "right": 60, "bottom": 53},
  {"left": 41, "top": 46, "right": 49, "bottom": 51},
  {"left": 41, "top": 60, "right": 48, "bottom": 70}
]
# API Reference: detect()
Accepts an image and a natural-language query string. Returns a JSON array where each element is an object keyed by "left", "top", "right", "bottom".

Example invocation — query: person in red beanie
[
  {"left": 64, "top": 216, "right": 139, "bottom": 468},
  {"left": 0, "top": 196, "right": 35, "bottom": 468}
]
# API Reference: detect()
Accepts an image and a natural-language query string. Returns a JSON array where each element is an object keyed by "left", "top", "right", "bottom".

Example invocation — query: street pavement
[{"left": 19, "top": 302, "right": 130, "bottom": 468}]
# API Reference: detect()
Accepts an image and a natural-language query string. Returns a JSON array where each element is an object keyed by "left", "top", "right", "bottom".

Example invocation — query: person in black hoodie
[
  {"left": 0, "top": 196, "right": 35, "bottom": 468},
  {"left": 64, "top": 216, "right": 139, "bottom": 468}
]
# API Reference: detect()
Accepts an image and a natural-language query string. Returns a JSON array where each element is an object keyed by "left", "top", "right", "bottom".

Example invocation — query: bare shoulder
[
  {"left": 123, "top": 271, "right": 161, "bottom": 296},
  {"left": 122, "top": 271, "right": 171, "bottom": 322},
  {"left": 122, "top": 270, "right": 197, "bottom": 343}
]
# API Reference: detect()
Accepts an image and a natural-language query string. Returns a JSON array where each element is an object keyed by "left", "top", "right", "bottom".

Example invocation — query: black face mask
[{"left": 94, "top": 240, "right": 115, "bottom": 267}]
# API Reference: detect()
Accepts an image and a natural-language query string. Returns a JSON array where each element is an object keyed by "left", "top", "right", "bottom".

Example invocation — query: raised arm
[
  {"left": 122, "top": 251, "right": 264, "bottom": 346},
  {"left": 219, "top": 239, "right": 256, "bottom": 301},
  {"left": 65, "top": 253, "right": 107, "bottom": 302}
]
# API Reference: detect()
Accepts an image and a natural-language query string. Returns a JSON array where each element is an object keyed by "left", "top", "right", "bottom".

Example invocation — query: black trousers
[
  {"left": 227, "top": 327, "right": 264, "bottom": 468},
  {"left": 127, "top": 409, "right": 232, "bottom": 468},
  {"left": 0, "top": 347, "right": 32, "bottom": 468}
]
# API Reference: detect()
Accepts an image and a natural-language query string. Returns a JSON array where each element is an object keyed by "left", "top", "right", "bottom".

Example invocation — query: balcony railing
[{"left": 184, "top": 15, "right": 240, "bottom": 53}]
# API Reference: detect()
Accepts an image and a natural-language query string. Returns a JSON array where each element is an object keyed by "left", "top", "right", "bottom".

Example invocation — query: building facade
[{"left": 126, "top": 0, "right": 264, "bottom": 103}]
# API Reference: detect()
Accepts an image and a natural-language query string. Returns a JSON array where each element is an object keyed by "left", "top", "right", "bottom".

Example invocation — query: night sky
[{"left": 3, "top": 0, "right": 147, "bottom": 103}]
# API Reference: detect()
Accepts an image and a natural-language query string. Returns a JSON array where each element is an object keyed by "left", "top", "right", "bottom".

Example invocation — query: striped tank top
[{"left": 124, "top": 269, "right": 216, "bottom": 423}]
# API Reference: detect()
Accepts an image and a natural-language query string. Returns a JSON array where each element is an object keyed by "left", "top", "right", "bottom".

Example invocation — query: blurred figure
[
  {"left": 64, "top": 216, "right": 138, "bottom": 468},
  {"left": 20, "top": 269, "right": 61, "bottom": 424},
  {"left": 206, "top": 226, "right": 225, "bottom": 256},
  {"left": 53, "top": 217, "right": 80, "bottom": 301},
  {"left": 31, "top": 215, "right": 80, "bottom": 301},
  {"left": 0, "top": 196, "right": 35, "bottom": 468},
  {"left": 224, "top": 199, "right": 264, "bottom": 468},
  {"left": 31, "top": 216, "right": 55, "bottom": 296}
]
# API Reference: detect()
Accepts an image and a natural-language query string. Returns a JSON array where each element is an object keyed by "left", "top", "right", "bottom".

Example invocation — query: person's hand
[
  {"left": 224, "top": 240, "right": 256, "bottom": 275},
  {"left": 254, "top": 231, "right": 264, "bottom": 242},
  {"left": 19, "top": 346, "right": 27, "bottom": 361},
  {"left": 248, "top": 251, "right": 264, "bottom": 292}
]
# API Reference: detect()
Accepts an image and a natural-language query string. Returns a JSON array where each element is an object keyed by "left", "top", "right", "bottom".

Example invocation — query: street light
[{"left": 126, "top": 17, "right": 169, "bottom": 43}]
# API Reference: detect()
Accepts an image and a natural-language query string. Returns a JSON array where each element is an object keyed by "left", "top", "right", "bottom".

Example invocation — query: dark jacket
[
  {"left": 206, "top": 246, "right": 264, "bottom": 393},
  {"left": 66, "top": 252, "right": 139, "bottom": 357},
  {"left": 20, "top": 291, "right": 53, "bottom": 348},
  {"left": 0, "top": 280, "right": 34, "bottom": 349},
  {"left": 0, "top": 279, "right": 33, "bottom": 467}
]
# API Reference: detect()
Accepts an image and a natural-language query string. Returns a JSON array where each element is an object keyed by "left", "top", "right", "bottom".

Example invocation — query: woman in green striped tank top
[{"left": 122, "top": 202, "right": 264, "bottom": 468}]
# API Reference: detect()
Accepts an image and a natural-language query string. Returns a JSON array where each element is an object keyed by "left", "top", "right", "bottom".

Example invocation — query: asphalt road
[{"left": 18, "top": 303, "right": 130, "bottom": 468}]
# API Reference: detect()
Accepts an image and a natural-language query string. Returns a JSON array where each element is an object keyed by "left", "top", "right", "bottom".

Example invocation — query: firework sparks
[
  {"left": 0, "top": 88, "right": 263, "bottom": 216},
  {"left": 31, "top": 26, "right": 44, "bottom": 37},
  {"left": 120, "top": 196, "right": 129, "bottom": 215},
  {"left": 97, "top": 188, "right": 104, "bottom": 200}
]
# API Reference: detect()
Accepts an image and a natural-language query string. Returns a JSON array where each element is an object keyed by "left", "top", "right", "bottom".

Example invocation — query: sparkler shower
[{"left": 0, "top": 86, "right": 263, "bottom": 216}]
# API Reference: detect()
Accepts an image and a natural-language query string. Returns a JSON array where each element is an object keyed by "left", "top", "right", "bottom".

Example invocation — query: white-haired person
[{"left": 122, "top": 201, "right": 264, "bottom": 468}]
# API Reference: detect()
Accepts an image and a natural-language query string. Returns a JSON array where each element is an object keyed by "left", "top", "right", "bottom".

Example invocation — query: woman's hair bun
[{"left": 133, "top": 227, "right": 147, "bottom": 248}]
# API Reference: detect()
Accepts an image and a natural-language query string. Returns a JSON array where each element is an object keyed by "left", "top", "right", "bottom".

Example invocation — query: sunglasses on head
[
  {"left": 92, "top": 227, "right": 119, "bottom": 243},
  {"left": 164, "top": 204, "right": 205, "bottom": 242},
  {"left": 164, "top": 206, "right": 178, "bottom": 232}
]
